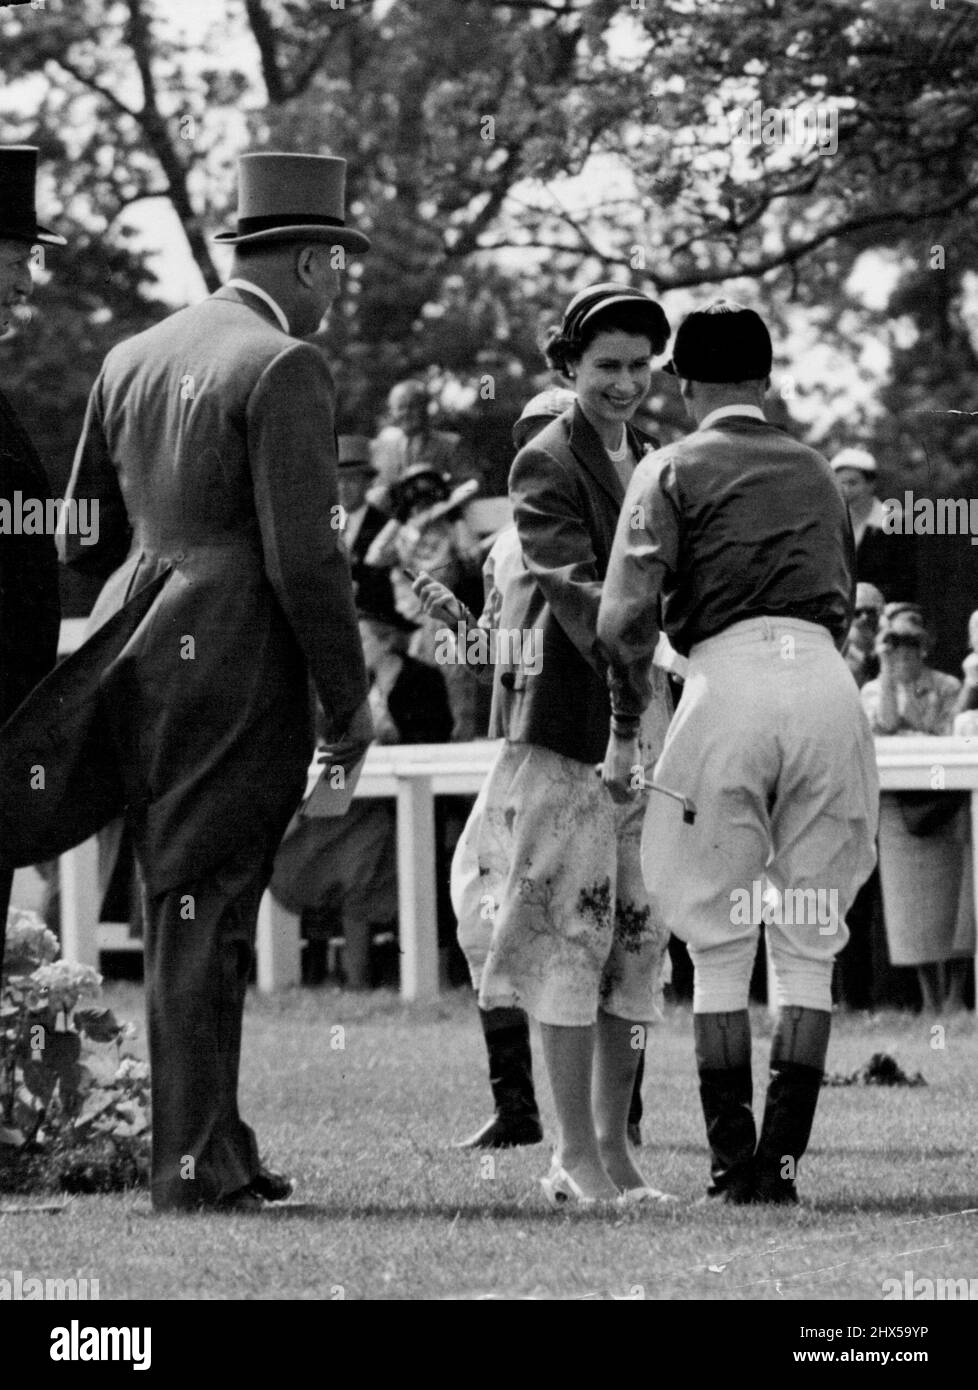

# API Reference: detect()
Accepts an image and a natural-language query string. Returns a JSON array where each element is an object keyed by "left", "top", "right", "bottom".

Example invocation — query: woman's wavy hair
[{"left": 543, "top": 299, "right": 670, "bottom": 379}]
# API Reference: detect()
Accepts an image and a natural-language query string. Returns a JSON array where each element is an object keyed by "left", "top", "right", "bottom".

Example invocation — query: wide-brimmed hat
[
  {"left": 664, "top": 299, "right": 772, "bottom": 382},
  {"left": 337, "top": 434, "right": 375, "bottom": 471},
  {"left": 0, "top": 146, "right": 65, "bottom": 246},
  {"left": 389, "top": 464, "right": 450, "bottom": 520},
  {"left": 830, "top": 446, "right": 877, "bottom": 476},
  {"left": 212, "top": 152, "right": 370, "bottom": 252}
]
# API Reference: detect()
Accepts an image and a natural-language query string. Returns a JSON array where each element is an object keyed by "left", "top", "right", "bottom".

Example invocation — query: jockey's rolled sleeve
[{"left": 598, "top": 456, "right": 680, "bottom": 721}]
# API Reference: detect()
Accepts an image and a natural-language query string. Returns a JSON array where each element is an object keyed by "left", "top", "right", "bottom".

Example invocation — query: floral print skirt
[{"left": 455, "top": 720, "right": 672, "bottom": 1025}]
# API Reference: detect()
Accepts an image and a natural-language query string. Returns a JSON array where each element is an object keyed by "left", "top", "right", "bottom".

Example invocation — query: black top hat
[
  {"left": 664, "top": 299, "right": 772, "bottom": 382},
  {"left": 0, "top": 146, "right": 65, "bottom": 246},
  {"left": 212, "top": 152, "right": 370, "bottom": 253}
]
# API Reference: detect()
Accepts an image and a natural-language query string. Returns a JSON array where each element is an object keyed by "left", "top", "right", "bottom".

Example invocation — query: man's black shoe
[
  {"left": 212, "top": 1187, "right": 265, "bottom": 1213},
  {"left": 699, "top": 1174, "right": 756, "bottom": 1206},
  {"left": 249, "top": 1166, "right": 295, "bottom": 1202},
  {"left": 752, "top": 1175, "right": 799, "bottom": 1205},
  {"left": 453, "top": 1113, "right": 543, "bottom": 1149}
]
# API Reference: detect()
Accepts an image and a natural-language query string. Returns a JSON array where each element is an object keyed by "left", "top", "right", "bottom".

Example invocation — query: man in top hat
[
  {"left": 0, "top": 145, "right": 65, "bottom": 962},
  {"left": 55, "top": 151, "right": 373, "bottom": 1211},
  {"left": 335, "top": 433, "right": 395, "bottom": 616},
  {"left": 368, "top": 378, "right": 481, "bottom": 514},
  {"left": 830, "top": 446, "right": 909, "bottom": 601},
  {"left": 598, "top": 300, "right": 879, "bottom": 1205}
]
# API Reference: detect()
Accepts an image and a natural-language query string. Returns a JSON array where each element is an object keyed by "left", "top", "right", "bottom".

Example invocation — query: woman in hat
[
  {"left": 412, "top": 386, "right": 666, "bottom": 1156},
  {"left": 861, "top": 603, "right": 973, "bottom": 1011},
  {"left": 365, "top": 463, "right": 484, "bottom": 738},
  {"left": 419, "top": 284, "right": 674, "bottom": 1206}
]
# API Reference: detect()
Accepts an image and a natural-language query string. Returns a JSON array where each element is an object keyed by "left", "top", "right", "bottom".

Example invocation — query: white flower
[
  {"left": 28, "top": 961, "right": 102, "bottom": 1014},
  {"left": 3, "top": 909, "right": 60, "bottom": 973},
  {"left": 113, "top": 1057, "right": 149, "bottom": 1084}
]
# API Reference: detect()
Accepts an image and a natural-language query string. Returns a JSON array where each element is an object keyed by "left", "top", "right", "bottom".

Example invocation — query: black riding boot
[
  {"left": 694, "top": 1011, "right": 756, "bottom": 1203},
  {"left": 754, "top": 1006, "right": 831, "bottom": 1204},
  {"left": 454, "top": 1006, "right": 544, "bottom": 1149},
  {"left": 627, "top": 1046, "right": 646, "bottom": 1147}
]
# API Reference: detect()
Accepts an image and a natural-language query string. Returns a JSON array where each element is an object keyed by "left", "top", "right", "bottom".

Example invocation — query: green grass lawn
[{"left": 1, "top": 985, "right": 976, "bottom": 1301}]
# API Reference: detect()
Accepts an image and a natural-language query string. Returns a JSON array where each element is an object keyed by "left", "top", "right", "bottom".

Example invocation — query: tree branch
[
  {"left": 52, "top": 57, "right": 140, "bottom": 121},
  {"left": 657, "top": 181, "right": 978, "bottom": 292},
  {"left": 105, "top": 188, "right": 171, "bottom": 227},
  {"left": 123, "top": 0, "right": 220, "bottom": 291},
  {"left": 243, "top": 0, "right": 287, "bottom": 104}
]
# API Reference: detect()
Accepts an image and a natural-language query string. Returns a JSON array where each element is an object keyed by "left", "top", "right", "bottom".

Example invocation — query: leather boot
[
  {"left": 694, "top": 1011, "right": 756, "bottom": 1203},
  {"left": 754, "top": 1006, "right": 831, "bottom": 1204},
  {"left": 627, "top": 1046, "right": 645, "bottom": 1147},
  {"left": 454, "top": 1007, "right": 543, "bottom": 1149}
]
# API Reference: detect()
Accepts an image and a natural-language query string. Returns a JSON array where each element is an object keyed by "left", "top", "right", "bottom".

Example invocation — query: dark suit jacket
[
  {"left": 857, "top": 524, "right": 915, "bottom": 604},
  {"left": 43, "top": 285, "right": 367, "bottom": 895},
  {"left": 387, "top": 655, "right": 454, "bottom": 745},
  {"left": 347, "top": 503, "right": 396, "bottom": 614},
  {"left": 491, "top": 403, "right": 654, "bottom": 765},
  {"left": 0, "top": 387, "right": 60, "bottom": 722}
]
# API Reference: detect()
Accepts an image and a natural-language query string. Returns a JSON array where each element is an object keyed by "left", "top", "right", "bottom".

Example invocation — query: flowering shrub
[{"left": 1, "top": 907, "right": 150, "bottom": 1193}]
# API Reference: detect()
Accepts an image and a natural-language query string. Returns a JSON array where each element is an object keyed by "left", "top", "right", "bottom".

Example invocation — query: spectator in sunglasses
[
  {"left": 861, "top": 604, "right": 960, "bottom": 736},
  {"left": 842, "top": 582, "right": 885, "bottom": 688}
]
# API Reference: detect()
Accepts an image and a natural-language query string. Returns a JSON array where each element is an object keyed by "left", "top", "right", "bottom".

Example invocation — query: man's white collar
[
  {"left": 698, "top": 404, "right": 766, "bottom": 432},
  {"left": 225, "top": 278, "right": 290, "bottom": 335}
]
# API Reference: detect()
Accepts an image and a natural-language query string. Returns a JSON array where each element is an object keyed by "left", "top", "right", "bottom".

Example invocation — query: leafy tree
[{"left": 2, "top": 0, "right": 976, "bottom": 510}]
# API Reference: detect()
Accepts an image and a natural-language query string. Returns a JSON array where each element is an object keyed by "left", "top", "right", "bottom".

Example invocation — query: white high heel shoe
[
  {"left": 540, "top": 1164, "right": 597, "bottom": 1209},
  {"left": 617, "top": 1183, "right": 679, "bottom": 1205}
]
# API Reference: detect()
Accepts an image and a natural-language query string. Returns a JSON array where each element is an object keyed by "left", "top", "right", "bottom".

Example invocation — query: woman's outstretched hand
[
  {"left": 410, "top": 570, "right": 464, "bottom": 626},
  {"left": 599, "top": 732, "right": 641, "bottom": 804}
]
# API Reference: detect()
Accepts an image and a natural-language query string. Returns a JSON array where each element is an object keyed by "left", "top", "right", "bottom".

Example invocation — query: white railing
[{"left": 41, "top": 626, "right": 978, "bottom": 1003}]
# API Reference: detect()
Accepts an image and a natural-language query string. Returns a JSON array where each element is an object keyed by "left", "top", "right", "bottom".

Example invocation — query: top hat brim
[
  {"left": 211, "top": 223, "right": 370, "bottom": 253},
  {"left": 0, "top": 223, "right": 67, "bottom": 247}
]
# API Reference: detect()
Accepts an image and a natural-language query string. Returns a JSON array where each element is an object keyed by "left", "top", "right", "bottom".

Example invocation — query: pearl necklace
[{"left": 606, "top": 427, "right": 630, "bottom": 463}]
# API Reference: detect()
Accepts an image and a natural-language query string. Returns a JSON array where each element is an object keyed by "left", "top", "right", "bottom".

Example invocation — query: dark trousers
[
  {"left": 139, "top": 844, "right": 272, "bottom": 1211},
  {"left": 0, "top": 865, "right": 11, "bottom": 981}
]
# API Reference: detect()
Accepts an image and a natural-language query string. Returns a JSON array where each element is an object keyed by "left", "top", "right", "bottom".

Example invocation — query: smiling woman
[
  {"left": 469, "top": 282, "right": 676, "bottom": 1209},
  {"left": 544, "top": 286, "right": 670, "bottom": 458}
]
